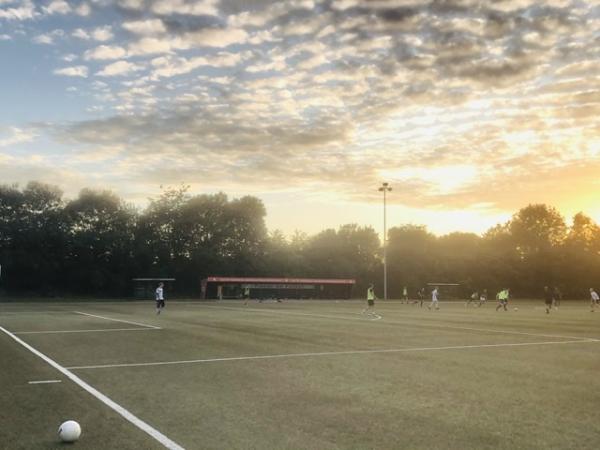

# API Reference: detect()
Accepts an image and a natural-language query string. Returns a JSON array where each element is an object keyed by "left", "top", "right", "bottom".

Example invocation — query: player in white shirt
[
  {"left": 428, "top": 287, "right": 439, "bottom": 310},
  {"left": 590, "top": 288, "right": 599, "bottom": 312},
  {"left": 155, "top": 282, "right": 165, "bottom": 315},
  {"left": 402, "top": 286, "right": 409, "bottom": 304},
  {"left": 466, "top": 291, "right": 478, "bottom": 307},
  {"left": 478, "top": 289, "right": 487, "bottom": 307}
]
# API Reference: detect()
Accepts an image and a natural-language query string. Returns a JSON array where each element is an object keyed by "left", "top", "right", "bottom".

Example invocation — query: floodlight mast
[{"left": 378, "top": 182, "right": 392, "bottom": 300}]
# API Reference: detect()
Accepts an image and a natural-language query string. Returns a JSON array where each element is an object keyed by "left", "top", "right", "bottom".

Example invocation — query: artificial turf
[{"left": 0, "top": 299, "right": 599, "bottom": 450}]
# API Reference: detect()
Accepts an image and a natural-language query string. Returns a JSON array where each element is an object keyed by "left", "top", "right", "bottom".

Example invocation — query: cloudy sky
[{"left": 1, "top": 0, "right": 599, "bottom": 236}]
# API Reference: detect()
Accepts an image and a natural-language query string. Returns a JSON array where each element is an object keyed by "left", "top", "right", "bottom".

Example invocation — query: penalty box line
[
  {"left": 14, "top": 328, "right": 161, "bottom": 335},
  {"left": 0, "top": 311, "right": 74, "bottom": 315},
  {"left": 202, "top": 305, "right": 599, "bottom": 342},
  {"left": 0, "top": 311, "right": 161, "bottom": 335},
  {"left": 0, "top": 324, "right": 185, "bottom": 450},
  {"left": 66, "top": 339, "right": 598, "bottom": 371},
  {"left": 73, "top": 311, "right": 161, "bottom": 330}
]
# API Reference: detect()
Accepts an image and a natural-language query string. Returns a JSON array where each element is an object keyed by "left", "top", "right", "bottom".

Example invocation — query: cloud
[
  {"left": 72, "top": 28, "right": 89, "bottom": 40},
  {"left": 54, "top": 65, "right": 89, "bottom": 77},
  {"left": 116, "top": 0, "right": 145, "bottom": 10},
  {"left": 32, "top": 29, "right": 64, "bottom": 44},
  {"left": 96, "top": 60, "right": 144, "bottom": 76},
  {"left": 0, "top": 0, "right": 37, "bottom": 20},
  {"left": 75, "top": 2, "right": 91, "bottom": 16},
  {"left": 127, "top": 36, "right": 188, "bottom": 55},
  {"left": 122, "top": 18, "right": 167, "bottom": 35},
  {"left": 227, "top": 0, "right": 316, "bottom": 28},
  {"left": 92, "top": 25, "right": 114, "bottom": 41},
  {"left": 150, "top": 52, "right": 243, "bottom": 78},
  {"left": 72, "top": 26, "right": 114, "bottom": 42},
  {"left": 43, "top": 0, "right": 71, "bottom": 15},
  {"left": 84, "top": 44, "right": 127, "bottom": 60},
  {"left": 0, "top": 126, "right": 37, "bottom": 147},
  {"left": 0, "top": 153, "right": 89, "bottom": 198},
  {"left": 150, "top": 0, "right": 219, "bottom": 17},
  {"left": 7, "top": 0, "right": 600, "bottom": 220},
  {"left": 33, "top": 33, "right": 54, "bottom": 44},
  {"left": 164, "top": 25, "right": 248, "bottom": 48}
]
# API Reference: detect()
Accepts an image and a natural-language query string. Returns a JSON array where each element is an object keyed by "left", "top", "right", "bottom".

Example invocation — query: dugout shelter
[
  {"left": 201, "top": 277, "right": 355, "bottom": 300},
  {"left": 132, "top": 278, "right": 175, "bottom": 299}
]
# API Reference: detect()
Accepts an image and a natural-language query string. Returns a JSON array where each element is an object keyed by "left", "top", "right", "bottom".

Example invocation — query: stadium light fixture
[{"left": 378, "top": 182, "right": 392, "bottom": 300}]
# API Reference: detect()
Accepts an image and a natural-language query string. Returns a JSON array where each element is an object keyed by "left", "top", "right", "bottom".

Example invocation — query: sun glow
[{"left": 379, "top": 165, "right": 479, "bottom": 195}]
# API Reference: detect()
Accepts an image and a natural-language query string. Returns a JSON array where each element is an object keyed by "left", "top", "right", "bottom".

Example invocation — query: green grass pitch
[{"left": 1, "top": 299, "right": 599, "bottom": 449}]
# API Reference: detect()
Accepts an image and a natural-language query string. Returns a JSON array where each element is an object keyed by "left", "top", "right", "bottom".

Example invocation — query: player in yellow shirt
[
  {"left": 495, "top": 288, "right": 510, "bottom": 311},
  {"left": 362, "top": 283, "right": 381, "bottom": 319}
]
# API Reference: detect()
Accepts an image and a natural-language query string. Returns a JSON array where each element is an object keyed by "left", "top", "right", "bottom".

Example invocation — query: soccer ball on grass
[{"left": 58, "top": 420, "right": 81, "bottom": 442}]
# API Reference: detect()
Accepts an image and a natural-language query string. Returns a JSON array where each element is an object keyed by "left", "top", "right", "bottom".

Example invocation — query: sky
[{"left": 0, "top": 0, "right": 599, "bottom": 237}]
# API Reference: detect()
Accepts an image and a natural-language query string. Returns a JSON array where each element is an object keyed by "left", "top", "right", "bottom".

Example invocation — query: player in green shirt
[
  {"left": 495, "top": 288, "right": 510, "bottom": 311},
  {"left": 362, "top": 283, "right": 381, "bottom": 319}
]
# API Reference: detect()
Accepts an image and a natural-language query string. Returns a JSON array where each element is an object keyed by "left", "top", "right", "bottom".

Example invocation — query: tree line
[{"left": 0, "top": 182, "right": 598, "bottom": 299}]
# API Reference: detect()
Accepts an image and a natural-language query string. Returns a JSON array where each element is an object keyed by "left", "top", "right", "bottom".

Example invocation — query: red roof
[{"left": 205, "top": 277, "right": 355, "bottom": 285}]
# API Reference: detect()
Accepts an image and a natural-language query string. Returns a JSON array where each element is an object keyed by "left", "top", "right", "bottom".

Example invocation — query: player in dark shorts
[
  {"left": 543, "top": 286, "right": 553, "bottom": 314},
  {"left": 362, "top": 283, "right": 380, "bottom": 318},
  {"left": 478, "top": 289, "right": 487, "bottom": 307},
  {"left": 402, "top": 286, "right": 409, "bottom": 304},
  {"left": 467, "top": 291, "right": 478, "bottom": 307},
  {"left": 552, "top": 286, "right": 562, "bottom": 310},
  {"left": 495, "top": 288, "right": 509, "bottom": 311},
  {"left": 590, "top": 288, "right": 599, "bottom": 312},
  {"left": 155, "top": 282, "right": 165, "bottom": 315},
  {"left": 417, "top": 287, "right": 425, "bottom": 307},
  {"left": 243, "top": 286, "right": 250, "bottom": 305}
]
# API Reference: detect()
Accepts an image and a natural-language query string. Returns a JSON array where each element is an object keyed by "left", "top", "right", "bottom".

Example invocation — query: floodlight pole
[{"left": 378, "top": 182, "right": 392, "bottom": 300}]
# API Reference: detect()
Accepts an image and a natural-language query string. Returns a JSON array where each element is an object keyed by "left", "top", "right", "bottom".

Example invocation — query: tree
[
  {"left": 222, "top": 195, "right": 268, "bottom": 274},
  {"left": 387, "top": 225, "right": 436, "bottom": 297},
  {"left": 136, "top": 184, "right": 191, "bottom": 274},
  {"left": 480, "top": 223, "right": 519, "bottom": 293},
  {"left": 302, "top": 225, "right": 380, "bottom": 294},
  {"left": 505, "top": 204, "right": 568, "bottom": 295},
  {"left": 509, "top": 204, "right": 567, "bottom": 257},
  {"left": 567, "top": 212, "right": 600, "bottom": 254},
  {"left": 0, "top": 182, "right": 67, "bottom": 294},
  {"left": 561, "top": 213, "right": 600, "bottom": 297},
  {"left": 436, "top": 232, "right": 481, "bottom": 295},
  {"left": 135, "top": 188, "right": 269, "bottom": 295},
  {"left": 64, "top": 189, "right": 137, "bottom": 295}
]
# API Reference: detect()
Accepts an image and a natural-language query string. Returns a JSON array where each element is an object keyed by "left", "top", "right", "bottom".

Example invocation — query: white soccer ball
[
  {"left": 58, "top": 420, "right": 81, "bottom": 442},
  {"left": 514, "top": 307, "right": 518, "bottom": 311}
]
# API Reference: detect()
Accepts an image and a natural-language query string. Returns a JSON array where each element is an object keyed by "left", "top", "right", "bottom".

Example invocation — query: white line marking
[
  {"left": 431, "top": 324, "right": 592, "bottom": 341},
  {"left": 372, "top": 308, "right": 599, "bottom": 341},
  {"left": 0, "top": 311, "right": 69, "bottom": 315},
  {"left": 73, "top": 311, "right": 160, "bottom": 329},
  {"left": 28, "top": 380, "right": 62, "bottom": 384},
  {"left": 66, "top": 339, "right": 597, "bottom": 370},
  {"left": 204, "top": 305, "right": 598, "bottom": 341},
  {"left": 0, "top": 325, "right": 184, "bottom": 450},
  {"left": 15, "top": 328, "right": 161, "bottom": 335}
]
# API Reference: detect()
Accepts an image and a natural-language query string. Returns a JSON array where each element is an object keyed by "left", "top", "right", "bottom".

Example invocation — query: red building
[{"left": 201, "top": 277, "right": 355, "bottom": 300}]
